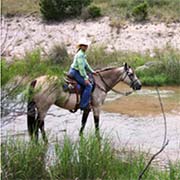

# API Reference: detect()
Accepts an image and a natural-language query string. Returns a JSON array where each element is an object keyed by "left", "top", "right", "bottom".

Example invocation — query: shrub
[
  {"left": 81, "top": 5, "right": 101, "bottom": 20},
  {"left": 39, "top": 0, "right": 92, "bottom": 21},
  {"left": 87, "top": 5, "right": 101, "bottom": 18},
  {"left": 132, "top": 1, "right": 148, "bottom": 21}
]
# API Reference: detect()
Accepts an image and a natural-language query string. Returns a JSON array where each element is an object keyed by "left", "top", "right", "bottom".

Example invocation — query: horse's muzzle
[{"left": 132, "top": 80, "right": 142, "bottom": 90}]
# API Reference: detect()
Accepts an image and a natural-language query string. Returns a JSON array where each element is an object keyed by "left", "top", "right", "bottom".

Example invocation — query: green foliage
[
  {"left": 137, "top": 48, "right": 180, "bottom": 85},
  {"left": 39, "top": 0, "right": 92, "bottom": 21},
  {"left": 87, "top": 5, "right": 102, "bottom": 18},
  {"left": 132, "top": 1, "right": 148, "bottom": 21},
  {"left": 138, "top": 73, "right": 168, "bottom": 86},
  {"left": 87, "top": 46, "right": 148, "bottom": 69},
  {"left": 1, "top": 49, "right": 69, "bottom": 87}
]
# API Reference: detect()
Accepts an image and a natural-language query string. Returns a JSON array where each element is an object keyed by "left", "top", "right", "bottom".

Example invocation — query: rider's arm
[
  {"left": 85, "top": 60, "right": 95, "bottom": 73},
  {"left": 77, "top": 57, "right": 89, "bottom": 80}
]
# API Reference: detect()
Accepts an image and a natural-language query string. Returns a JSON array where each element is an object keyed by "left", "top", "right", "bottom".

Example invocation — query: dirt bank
[{"left": 1, "top": 16, "right": 180, "bottom": 60}]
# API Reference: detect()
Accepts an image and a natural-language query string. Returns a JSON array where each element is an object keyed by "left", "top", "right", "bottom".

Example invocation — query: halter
[{"left": 96, "top": 69, "right": 134, "bottom": 96}]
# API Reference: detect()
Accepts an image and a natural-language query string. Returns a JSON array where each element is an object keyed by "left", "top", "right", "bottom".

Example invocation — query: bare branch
[{"left": 138, "top": 87, "right": 169, "bottom": 180}]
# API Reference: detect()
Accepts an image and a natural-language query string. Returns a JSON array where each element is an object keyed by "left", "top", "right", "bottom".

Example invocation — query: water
[{"left": 1, "top": 85, "right": 180, "bottom": 166}]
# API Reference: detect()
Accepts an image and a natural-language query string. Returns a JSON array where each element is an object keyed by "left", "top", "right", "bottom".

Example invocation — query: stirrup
[{"left": 69, "top": 104, "right": 79, "bottom": 113}]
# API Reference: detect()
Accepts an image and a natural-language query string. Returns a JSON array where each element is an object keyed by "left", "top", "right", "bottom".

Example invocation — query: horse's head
[{"left": 122, "top": 63, "right": 142, "bottom": 90}]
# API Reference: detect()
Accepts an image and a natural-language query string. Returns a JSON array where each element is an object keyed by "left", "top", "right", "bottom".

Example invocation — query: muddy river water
[{"left": 1, "top": 84, "right": 180, "bottom": 166}]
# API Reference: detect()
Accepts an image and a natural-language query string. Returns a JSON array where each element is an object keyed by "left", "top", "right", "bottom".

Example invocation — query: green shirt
[{"left": 71, "top": 49, "right": 94, "bottom": 80}]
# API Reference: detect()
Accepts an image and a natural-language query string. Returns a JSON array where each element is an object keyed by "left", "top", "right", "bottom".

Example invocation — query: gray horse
[{"left": 27, "top": 63, "right": 141, "bottom": 142}]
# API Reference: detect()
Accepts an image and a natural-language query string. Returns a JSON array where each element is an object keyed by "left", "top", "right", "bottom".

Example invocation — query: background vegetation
[
  {"left": 2, "top": 135, "right": 180, "bottom": 180},
  {"left": 1, "top": 46, "right": 180, "bottom": 89},
  {"left": 2, "top": 0, "right": 180, "bottom": 22}
]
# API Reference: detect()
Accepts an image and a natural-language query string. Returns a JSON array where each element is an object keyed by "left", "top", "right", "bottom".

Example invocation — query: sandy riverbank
[{"left": 1, "top": 16, "right": 180, "bottom": 60}]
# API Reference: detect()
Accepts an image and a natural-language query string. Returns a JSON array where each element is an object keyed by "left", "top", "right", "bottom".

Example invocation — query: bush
[
  {"left": 81, "top": 5, "right": 101, "bottom": 20},
  {"left": 88, "top": 5, "right": 101, "bottom": 18},
  {"left": 132, "top": 1, "right": 148, "bottom": 21},
  {"left": 39, "top": 0, "right": 92, "bottom": 21}
]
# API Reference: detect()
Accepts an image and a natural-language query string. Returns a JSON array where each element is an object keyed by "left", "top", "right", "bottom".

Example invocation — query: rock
[
  {"left": 136, "top": 61, "right": 161, "bottom": 71},
  {"left": 168, "top": 31, "right": 174, "bottom": 37}
]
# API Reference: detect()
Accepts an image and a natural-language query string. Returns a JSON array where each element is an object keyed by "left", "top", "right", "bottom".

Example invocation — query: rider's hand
[
  {"left": 85, "top": 79, "right": 90, "bottom": 85},
  {"left": 93, "top": 70, "right": 100, "bottom": 75}
]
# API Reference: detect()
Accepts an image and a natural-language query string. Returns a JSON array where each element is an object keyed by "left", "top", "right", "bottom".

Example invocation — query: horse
[{"left": 27, "top": 63, "right": 141, "bottom": 142}]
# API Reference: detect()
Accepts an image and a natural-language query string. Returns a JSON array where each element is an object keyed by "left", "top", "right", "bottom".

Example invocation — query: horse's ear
[{"left": 124, "top": 62, "right": 128, "bottom": 70}]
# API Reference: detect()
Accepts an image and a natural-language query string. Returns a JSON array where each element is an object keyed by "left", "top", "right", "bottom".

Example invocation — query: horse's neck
[{"left": 100, "top": 67, "right": 124, "bottom": 91}]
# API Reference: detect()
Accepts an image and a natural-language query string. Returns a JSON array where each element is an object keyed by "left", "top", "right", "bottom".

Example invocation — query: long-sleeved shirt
[{"left": 71, "top": 49, "right": 94, "bottom": 80}]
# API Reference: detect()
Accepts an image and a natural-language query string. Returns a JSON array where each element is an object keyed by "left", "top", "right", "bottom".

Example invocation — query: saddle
[
  {"left": 62, "top": 73, "right": 95, "bottom": 113},
  {"left": 63, "top": 73, "right": 82, "bottom": 113},
  {"left": 63, "top": 74, "right": 82, "bottom": 94}
]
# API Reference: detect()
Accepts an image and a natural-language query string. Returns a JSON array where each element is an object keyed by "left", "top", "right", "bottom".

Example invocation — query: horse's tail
[{"left": 27, "top": 80, "right": 37, "bottom": 138}]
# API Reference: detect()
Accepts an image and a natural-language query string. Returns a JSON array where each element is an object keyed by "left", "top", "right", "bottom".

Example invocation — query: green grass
[
  {"left": 1, "top": 138, "right": 49, "bottom": 180},
  {"left": 1, "top": 135, "right": 180, "bottom": 180}
]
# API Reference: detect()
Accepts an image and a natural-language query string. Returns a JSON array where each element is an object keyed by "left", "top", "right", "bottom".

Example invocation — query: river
[{"left": 1, "top": 85, "right": 180, "bottom": 167}]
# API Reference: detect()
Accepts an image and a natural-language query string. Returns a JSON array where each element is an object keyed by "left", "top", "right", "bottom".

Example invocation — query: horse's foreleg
[
  {"left": 93, "top": 107, "right": 100, "bottom": 139},
  {"left": 79, "top": 108, "right": 91, "bottom": 136},
  {"left": 39, "top": 120, "right": 48, "bottom": 144},
  {"left": 94, "top": 115, "right": 99, "bottom": 132},
  {"left": 94, "top": 115, "right": 101, "bottom": 139}
]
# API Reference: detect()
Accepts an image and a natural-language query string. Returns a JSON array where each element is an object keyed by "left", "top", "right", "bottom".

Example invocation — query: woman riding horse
[
  {"left": 27, "top": 57, "right": 142, "bottom": 142},
  {"left": 68, "top": 38, "right": 97, "bottom": 110}
]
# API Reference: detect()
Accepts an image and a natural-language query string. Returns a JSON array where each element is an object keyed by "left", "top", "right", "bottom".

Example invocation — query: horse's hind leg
[
  {"left": 79, "top": 108, "right": 91, "bottom": 136},
  {"left": 27, "top": 101, "right": 39, "bottom": 142}
]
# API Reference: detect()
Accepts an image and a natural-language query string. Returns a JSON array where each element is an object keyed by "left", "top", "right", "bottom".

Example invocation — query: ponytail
[{"left": 77, "top": 47, "right": 81, "bottom": 53}]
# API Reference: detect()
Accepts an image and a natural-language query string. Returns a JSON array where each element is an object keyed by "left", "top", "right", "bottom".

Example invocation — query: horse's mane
[{"left": 98, "top": 66, "right": 118, "bottom": 72}]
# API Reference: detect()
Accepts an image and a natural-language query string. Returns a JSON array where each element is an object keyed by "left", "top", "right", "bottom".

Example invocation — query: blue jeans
[{"left": 69, "top": 68, "right": 93, "bottom": 109}]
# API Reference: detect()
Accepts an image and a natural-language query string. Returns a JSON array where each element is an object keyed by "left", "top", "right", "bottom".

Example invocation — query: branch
[{"left": 138, "top": 87, "right": 169, "bottom": 180}]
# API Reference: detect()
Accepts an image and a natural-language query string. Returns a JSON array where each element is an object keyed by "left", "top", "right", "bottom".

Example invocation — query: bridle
[
  {"left": 123, "top": 70, "right": 139, "bottom": 89},
  {"left": 95, "top": 69, "right": 136, "bottom": 96}
]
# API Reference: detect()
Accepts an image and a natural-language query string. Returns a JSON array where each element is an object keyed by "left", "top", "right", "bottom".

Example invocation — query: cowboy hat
[{"left": 77, "top": 38, "right": 91, "bottom": 48}]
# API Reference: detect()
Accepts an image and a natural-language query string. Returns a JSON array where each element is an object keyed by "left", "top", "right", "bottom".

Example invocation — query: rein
[{"left": 96, "top": 71, "right": 133, "bottom": 96}]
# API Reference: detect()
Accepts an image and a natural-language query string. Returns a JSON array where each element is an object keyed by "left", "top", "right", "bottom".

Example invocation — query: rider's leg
[
  {"left": 80, "top": 83, "right": 92, "bottom": 109},
  {"left": 69, "top": 68, "right": 93, "bottom": 109}
]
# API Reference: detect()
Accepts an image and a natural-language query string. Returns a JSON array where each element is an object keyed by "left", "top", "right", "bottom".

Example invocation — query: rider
[{"left": 68, "top": 38, "right": 96, "bottom": 110}]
